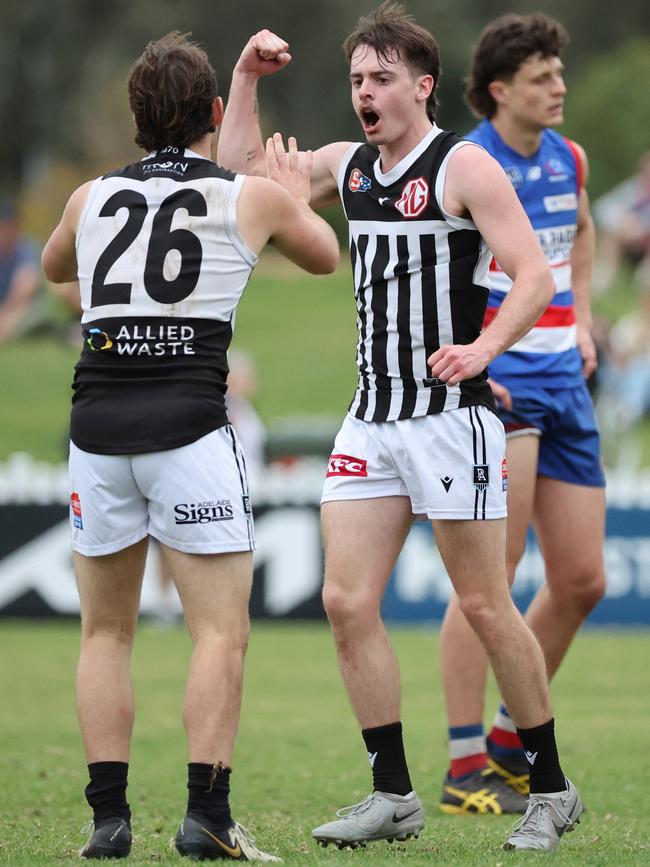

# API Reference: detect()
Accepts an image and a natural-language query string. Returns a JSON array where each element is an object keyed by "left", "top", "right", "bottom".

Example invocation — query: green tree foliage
[{"left": 563, "top": 38, "right": 650, "bottom": 199}]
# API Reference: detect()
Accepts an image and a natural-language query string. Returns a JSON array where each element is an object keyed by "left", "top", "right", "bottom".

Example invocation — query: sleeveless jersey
[
  {"left": 73, "top": 147, "right": 256, "bottom": 455},
  {"left": 466, "top": 121, "right": 583, "bottom": 387},
  {"left": 338, "top": 125, "right": 495, "bottom": 423}
]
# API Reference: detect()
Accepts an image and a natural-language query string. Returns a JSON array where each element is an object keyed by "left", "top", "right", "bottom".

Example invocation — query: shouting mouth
[{"left": 361, "top": 107, "right": 380, "bottom": 132}]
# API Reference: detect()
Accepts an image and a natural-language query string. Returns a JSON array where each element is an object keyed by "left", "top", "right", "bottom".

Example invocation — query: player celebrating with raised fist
[{"left": 219, "top": 3, "right": 584, "bottom": 853}]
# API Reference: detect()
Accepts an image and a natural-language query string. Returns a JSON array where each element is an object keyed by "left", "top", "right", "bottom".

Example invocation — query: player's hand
[
  {"left": 487, "top": 377, "right": 512, "bottom": 410},
  {"left": 266, "top": 133, "right": 313, "bottom": 204},
  {"left": 427, "top": 343, "right": 490, "bottom": 387},
  {"left": 577, "top": 324, "right": 598, "bottom": 379},
  {"left": 234, "top": 30, "right": 292, "bottom": 78}
]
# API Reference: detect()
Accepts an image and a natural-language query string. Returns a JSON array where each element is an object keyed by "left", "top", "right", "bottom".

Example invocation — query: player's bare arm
[
  {"left": 570, "top": 143, "right": 597, "bottom": 377},
  {"left": 42, "top": 182, "right": 93, "bottom": 283},
  {"left": 237, "top": 133, "right": 339, "bottom": 274},
  {"left": 217, "top": 30, "right": 349, "bottom": 208},
  {"left": 218, "top": 30, "right": 292, "bottom": 177},
  {"left": 429, "top": 145, "right": 554, "bottom": 385}
]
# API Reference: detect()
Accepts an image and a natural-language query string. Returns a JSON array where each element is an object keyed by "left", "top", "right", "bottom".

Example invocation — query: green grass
[{"left": 0, "top": 621, "right": 648, "bottom": 865}]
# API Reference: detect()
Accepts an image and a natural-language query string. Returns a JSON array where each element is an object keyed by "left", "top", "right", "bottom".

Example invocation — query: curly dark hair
[
  {"left": 128, "top": 32, "right": 218, "bottom": 152},
  {"left": 465, "top": 13, "right": 568, "bottom": 119},
  {"left": 343, "top": 2, "right": 441, "bottom": 122}
]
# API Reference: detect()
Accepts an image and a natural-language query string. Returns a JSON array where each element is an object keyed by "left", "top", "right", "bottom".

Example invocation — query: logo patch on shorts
[
  {"left": 501, "top": 459, "right": 509, "bottom": 492},
  {"left": 326, "top": 454, "right": 368, "bottom": 477},
  {"left": 174, "top": 500, "right": 234, "bottom": 524},
  {"left": 473, "top": 465, "right": 489, "bottom": 492},
  {"left": 70, "top": 492, "right": 83, "bottom": 530},
  {"left": 440, "top": 476, "right": 453, "bottom": 492}
]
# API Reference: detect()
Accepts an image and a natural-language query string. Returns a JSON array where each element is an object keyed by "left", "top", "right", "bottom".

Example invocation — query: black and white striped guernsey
[{"left": 338, "top": 125, "right": 496, "bottom": 423}]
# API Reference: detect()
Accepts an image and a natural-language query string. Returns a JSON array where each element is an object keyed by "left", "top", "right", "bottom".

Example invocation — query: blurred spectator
[
  {"left": 593, "top": 151, "right": 650, "bottom": 291},
  {"left": 607, "top": 258, "right": 650, "bottom": 426},
  {"left": 0, "top": 198, "right": 42, "bottom": 342},
  {"left": 225, "top": 350, "right": 267, "bottom": 489}
]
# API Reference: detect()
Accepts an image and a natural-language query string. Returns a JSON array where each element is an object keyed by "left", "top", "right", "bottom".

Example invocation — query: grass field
[{"left": 0, "top": 621, "right": 648, "bottom": 865}]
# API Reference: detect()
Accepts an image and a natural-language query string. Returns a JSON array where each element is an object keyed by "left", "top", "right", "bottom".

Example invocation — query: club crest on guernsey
[
  {"left": 395, "top": 177, "right": 429, "bottom": 217},
  {"left": 349, "top": 168, "right": 372, "bottom": 192},
  {"left": 473, "top": 465, "right": 489, "bottom": 492}
]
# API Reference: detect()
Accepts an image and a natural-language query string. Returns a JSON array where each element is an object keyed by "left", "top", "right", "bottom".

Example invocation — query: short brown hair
[
  {"left": 343, "top": 2, "right": 441, "bottom": 122},
  {"left": 465, "top": 14, "right": 568, "bottom": 119},
  {"left": 128, "top": 32, "right": 218, "bottom": 152}
]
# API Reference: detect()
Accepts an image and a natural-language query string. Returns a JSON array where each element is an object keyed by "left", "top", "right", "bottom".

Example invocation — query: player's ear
[
  {"left": 416, "top": 74, "right": 434, "bottom": 104},
  {"left": 212, "top": 97, "right": 224, "bottom": 127},
  {"left": 488, "top": 80, "right": 508, "bottom": 109}
]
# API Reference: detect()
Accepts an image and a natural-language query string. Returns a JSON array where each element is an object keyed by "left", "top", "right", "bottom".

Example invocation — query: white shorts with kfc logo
[
  {"left": 68, "top": 426, "right": 254, "bottom": 556},
  {"left": 321, "top": 407, "right": 508, "bottom": 520}
]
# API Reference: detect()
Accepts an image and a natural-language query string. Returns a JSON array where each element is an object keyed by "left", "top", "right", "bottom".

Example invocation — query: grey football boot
[
  {"left": 312, "top": 790, "right": 424, "bottom": 849},
  {"left": 503, "top": 778, "right": 583, "bottom": 852}
]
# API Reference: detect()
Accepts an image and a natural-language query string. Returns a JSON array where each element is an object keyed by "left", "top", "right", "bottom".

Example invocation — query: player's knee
[
  {"left": 456, "top": 592, "right": 502, "bottom": 638},
  {"left": 81, "top": 614, "right": 137, "bottom": 646},
  {"left": 322, "top": 582, "right": 379, "bottom": 631},
  {"left": 560, "top": 568, "right": 606, "bottom": 616}
]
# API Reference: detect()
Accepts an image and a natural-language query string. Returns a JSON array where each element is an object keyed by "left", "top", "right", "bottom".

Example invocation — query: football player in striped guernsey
[
  {"left": 437, "top": 14, "right": 605, "bottom": 835},
  {"left": 42, "top": 31, "right": 338, "bottom": 862},
  {"left": 219, "top": 4, "right": 583, "bottom": 853}
]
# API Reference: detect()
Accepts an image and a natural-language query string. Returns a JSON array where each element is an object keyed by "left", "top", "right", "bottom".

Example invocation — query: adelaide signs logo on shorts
[
  {"left": 473, "top": 465, "right": 489, "bottom": 492},
  {"left": 174, "top": 500, "right": 234, "bottom": 524},
  {"left": 326, "top": 454, "right": 368, "bottom": 477}
]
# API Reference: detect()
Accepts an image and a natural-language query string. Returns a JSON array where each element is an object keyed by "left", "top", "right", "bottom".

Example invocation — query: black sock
[
  {"left": 187, "top": 762, "right": 233, "bottom": 829},
  {"left": 361, "top": 722, "right": 413, "bottom": 796},
  {"left": 85, "top": 762, "right": 130, "bottom": 825},
  {"left": 516, "top": 718, "right": 566, "bottom": 794}
]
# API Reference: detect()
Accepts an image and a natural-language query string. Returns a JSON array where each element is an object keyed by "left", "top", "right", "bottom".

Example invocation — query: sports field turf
[{"left": 0, "top": 621, "right": 648, "bottom": 865}]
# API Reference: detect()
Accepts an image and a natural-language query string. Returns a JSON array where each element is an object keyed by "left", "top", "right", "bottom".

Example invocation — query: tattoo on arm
[
  {"left": 246, "top": 149, "right": 258, "bottom": 163},
  {"left": 253, "top": 94, "right": 259, "bottom": 114}
]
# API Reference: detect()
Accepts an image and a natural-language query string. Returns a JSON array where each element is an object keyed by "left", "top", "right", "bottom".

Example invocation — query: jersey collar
[{"left": 373, "top": 124, "right": 443, "bottom": 187}]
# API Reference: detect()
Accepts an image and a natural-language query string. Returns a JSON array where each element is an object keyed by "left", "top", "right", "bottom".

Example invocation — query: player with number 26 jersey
[{"left": 74, "top": 149, "right": 255, "bottom": 455}]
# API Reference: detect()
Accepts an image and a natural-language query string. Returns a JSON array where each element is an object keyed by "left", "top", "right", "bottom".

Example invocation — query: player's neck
[
  {"left": 491, "top": 114, "right": 543, "bottom": 158},
  {"left": 378, "top": 119, "right": 434, "bottom": 173},
  {"left": 187, "top": 132, "right": 214, "bottom": 160}
]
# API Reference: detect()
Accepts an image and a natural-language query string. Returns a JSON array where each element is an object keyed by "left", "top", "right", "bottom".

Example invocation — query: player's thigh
[
  {"left": 504, "top": 433, "right": 540, "bottom": 577},
  {"left": 74, "top": 537, "right": 149, "bottom": 635},
  {"left": 432, "top": 518, "right": 509, "bottom": 606},
  {"left": 161, "top": 543, "right": 253, "bottom": 641},
  {"left": 321, "top": 496, "right": 414, "bottom": 604},
  {"left": 134, "top": 426, "right": 254, "bottom": 555},
  {"left": 533, "top": 478, "right": 606, "bottom": 588}
]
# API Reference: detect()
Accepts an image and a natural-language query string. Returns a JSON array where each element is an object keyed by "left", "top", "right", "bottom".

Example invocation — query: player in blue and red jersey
[{"left": 438, "top": 13, "right": 606, "bottom": 824}]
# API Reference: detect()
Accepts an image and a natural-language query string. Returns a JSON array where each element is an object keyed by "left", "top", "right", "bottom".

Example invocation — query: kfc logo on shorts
[
  {"left": 70, "top": 492, "right": 83, "bottom": 530},
  {"left": 395, "top": 177, "right": 429, "bottom": 217},
  {"left": 349, "top": 168, "right": 372, "bottom": 192},
  {"left": 326, "top": 454, "right": 368, "bottom": 477},
  {"left": 502, "top": 459, "right": 509, "bottom": 492}
]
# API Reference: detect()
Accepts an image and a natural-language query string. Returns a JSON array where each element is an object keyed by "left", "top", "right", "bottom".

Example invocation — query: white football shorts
[
  {"left": 321, "top": 406, "right": 508, "bottom": 520},
  {"left": 68, "top": 425, "right": 254, "bottom": 556}
]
